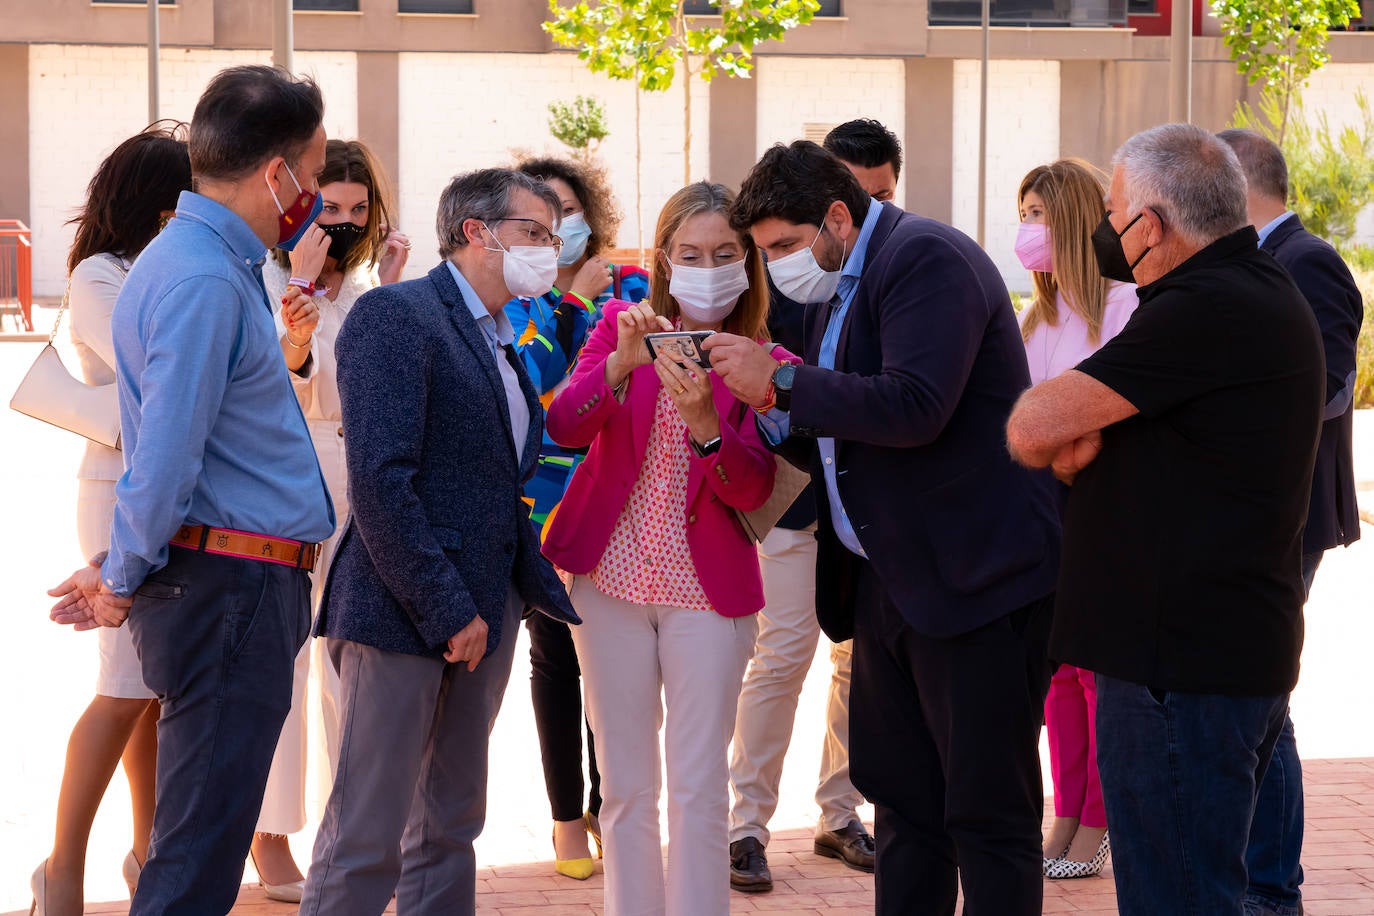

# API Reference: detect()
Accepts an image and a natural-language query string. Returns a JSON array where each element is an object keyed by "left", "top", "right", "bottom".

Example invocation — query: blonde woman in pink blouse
[
  {"left": 1015, "top": 158, "right": 1137, "bottom": 880},
  {"left": 542, "top": 182, "right": 789, "bottom": 916}
]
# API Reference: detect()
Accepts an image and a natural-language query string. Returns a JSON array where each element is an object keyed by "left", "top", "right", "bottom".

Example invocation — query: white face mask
[
  {"left": 669, "top": 260, "right": 750, "bottom": 324},
  {"left": 484, "top": 224, "right": 559, "bottom": 299},
  {"left": 557, "top": 212, "right": 592, "bottom": 266},
  {"left": 765, "top": 223, "right": 844, "bottom": 304}
]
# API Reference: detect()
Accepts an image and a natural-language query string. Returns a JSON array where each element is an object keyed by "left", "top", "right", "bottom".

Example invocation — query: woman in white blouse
[
  {"left": 32, "top": 123, "right": 190, "bottom": 916},
  {"left": 249, "top": 139, "right": 409, "bottom": 900},
  {"left": 1015, "top": 158, "right": 1137, "bottom": 881}
]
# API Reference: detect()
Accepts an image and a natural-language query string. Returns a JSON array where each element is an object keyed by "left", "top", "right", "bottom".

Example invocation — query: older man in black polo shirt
[{"left": 1006, "top": 123, "right": 1325, "bottom": 916}]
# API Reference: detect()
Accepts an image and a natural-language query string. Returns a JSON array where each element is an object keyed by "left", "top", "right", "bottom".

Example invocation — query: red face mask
[{"left": 267, "top": 161, "right": 322, "bottom": 250}]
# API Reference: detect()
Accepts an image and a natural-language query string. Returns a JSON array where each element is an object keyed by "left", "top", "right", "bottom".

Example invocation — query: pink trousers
[{"left": 1044, "top": 664, "right": 1106, "bottom": 827}]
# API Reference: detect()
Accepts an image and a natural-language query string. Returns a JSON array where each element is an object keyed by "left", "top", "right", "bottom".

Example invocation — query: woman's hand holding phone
[
  {"left": 605, "top": 302, "right": 672, "bottom": 390},
  {"left": 656, "top": 351, "right": 720, "bottom": 446}
]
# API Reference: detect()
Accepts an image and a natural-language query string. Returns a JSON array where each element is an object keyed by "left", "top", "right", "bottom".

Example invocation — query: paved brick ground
[
  {"left": 6, "top": 314, "right": 1374, "bottom": 916},
  {"left": 12, "top": 757, "right": 1368, "bottom": 915}
]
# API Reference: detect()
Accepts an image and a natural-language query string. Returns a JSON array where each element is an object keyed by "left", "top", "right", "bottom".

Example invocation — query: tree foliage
[
  {"left": 548, "top": 95, "right": 611, "bottom": 161},
  {"left": 544, "top": 0, "right": 820, "bottom": 188},
  {"left": 545, "top": 0, "right": 820, "bottom": 92},
  {"left": 1231, "top": 86, "right": 1374, "bottom": 243},
  {"left": 1211, "top": 0, "right": 1359, "bottom": 140}
]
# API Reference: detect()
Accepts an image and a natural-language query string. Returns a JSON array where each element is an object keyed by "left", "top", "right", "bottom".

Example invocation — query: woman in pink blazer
[{"left": 543, "top": 181, "right": 789, "bottom": 916}]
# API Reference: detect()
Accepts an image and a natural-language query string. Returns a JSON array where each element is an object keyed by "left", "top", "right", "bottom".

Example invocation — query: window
[
  {"left": 1127, "top": 0, "right": 1157, "bottom": 13},
  {"left": 804, "top": 122, "right": 838, "bottom": 144},
  {"left": 929, "top": 0, "right": 1128, "bottom": 27},
  {"left": 398, "top": 0, "right": 475, "bottom": 12},
  {"left": 295, "top": 0, "right": 360, "bottom": 9},
  {"left": 683, "top": 0, "right": 841, "bottom": 14}
]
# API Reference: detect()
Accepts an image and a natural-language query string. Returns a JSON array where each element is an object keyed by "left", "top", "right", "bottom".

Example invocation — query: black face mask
[
  {"left": 318, "top": 221, "right": 368, "bottom": 262},
  {"left": 1091, "top": 212, "right": 1149, "bottom": 283}
]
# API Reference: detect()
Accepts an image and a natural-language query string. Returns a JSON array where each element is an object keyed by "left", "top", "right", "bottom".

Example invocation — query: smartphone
[{"left": 645, "top": 331, "right": 714, "bottom": 370}]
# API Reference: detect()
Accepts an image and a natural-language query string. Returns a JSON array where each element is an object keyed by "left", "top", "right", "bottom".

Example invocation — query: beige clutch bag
[
  {"left": 9, "top": 284, "right": 121, "bottom": 449},
  {"left": 735, "top": 455, "right": 812, "bottom": 544}
]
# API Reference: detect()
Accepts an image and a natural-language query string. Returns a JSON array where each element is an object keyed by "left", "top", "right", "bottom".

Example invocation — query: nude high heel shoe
[
  {"left": 123, "top": 849, "right": 143, "bottom": 897},
  {"left": 29, "top": 860, "right": 47, "bottom": 916}
]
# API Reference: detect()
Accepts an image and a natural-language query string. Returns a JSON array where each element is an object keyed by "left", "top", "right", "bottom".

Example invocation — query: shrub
[{"left": 1352, "top": 266, "right": 1374, "bottom": 407}]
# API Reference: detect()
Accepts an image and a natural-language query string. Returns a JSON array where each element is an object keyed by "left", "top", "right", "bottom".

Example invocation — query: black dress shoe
[
  {"left": 729, "top": 836, "right": 773, "bottom": 893},
  {"left": 814, "top": 819, "right": 875, "bottom": 873}
]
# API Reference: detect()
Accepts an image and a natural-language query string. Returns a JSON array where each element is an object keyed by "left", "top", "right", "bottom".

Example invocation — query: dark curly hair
[
  {"left": 68, "top": 120, "right": 191, "bottom": 274},
  {"left": 517, "top": 156, "right": 622, "bottom": 260},
  {"left": 730, "top": 141, "right": 871, "bottom": 233}
]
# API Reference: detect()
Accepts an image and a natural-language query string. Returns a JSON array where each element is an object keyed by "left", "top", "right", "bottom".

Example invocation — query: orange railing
[{"left": 0, "top": 220, "right": 34, "bottom": 332}]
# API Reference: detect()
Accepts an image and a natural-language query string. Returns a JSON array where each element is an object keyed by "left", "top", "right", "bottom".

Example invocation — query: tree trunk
[
  {"left": 635, "top": 80, "right": 645, "bottom": 268},
  {"left": 683, "top": 56, "right": 692, "bottom": 187}
]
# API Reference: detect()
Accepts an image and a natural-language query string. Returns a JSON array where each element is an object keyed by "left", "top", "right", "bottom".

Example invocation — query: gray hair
[
  {"left": 1217, "top": 128, "right": 1289, "bottom": 203},
  {"left": 1112, "top": 123, "right": 1249, "bottom": 247},
  {"left": 436, "top": 168, "right": 560, "bottom": 258}
]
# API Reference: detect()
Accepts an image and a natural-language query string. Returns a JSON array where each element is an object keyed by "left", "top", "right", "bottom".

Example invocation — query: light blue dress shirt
[
  {"left": 446, "top": 260, "right": 530, "bottom": 453},
  {"left": 101, "top": 191, "right": 335, "bottom": 596},
  {"left": 1257, "top": 210, "right": 1296, "bottom": 247},
  {"left": 761, "top": 199, "right": 883, "bottom": 557}
]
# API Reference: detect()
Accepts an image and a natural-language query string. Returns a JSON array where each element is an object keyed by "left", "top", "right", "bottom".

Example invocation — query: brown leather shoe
[
  {"left": 729, "top": 836, "right": 773, "bottom": 893},
  {"left": 814, "top": 820, "right": 875, "bottom": 873}
]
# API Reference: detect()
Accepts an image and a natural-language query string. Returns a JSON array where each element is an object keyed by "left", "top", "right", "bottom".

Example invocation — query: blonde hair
[
  {"left": 1017, "top": 158, "right": 1113, "bottom": 345},
  {"left": 647, "top": 181, "right": 769, "bottom": 341}
]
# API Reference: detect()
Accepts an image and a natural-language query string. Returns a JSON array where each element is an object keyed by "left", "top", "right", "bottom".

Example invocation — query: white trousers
[
  {"left": 728, "top": 526, "right": 863, "bottom": 845},
  {"left": 569, "top": 577, "right": 757, "bottom": 916},
  {"left": 258, "top": 419, "right": 347, "bottom": 834}
]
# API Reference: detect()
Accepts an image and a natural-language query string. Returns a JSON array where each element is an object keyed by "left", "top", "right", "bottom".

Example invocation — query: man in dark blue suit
[
  {"left": 709, "top": 141, "right": 1062, "bottom": 915},
  {"left": 1219, "top": 128, "right": 1364, "bottom": 916},
  {"left": 299, "top": 168, "right": 579, "bottom": 916}
]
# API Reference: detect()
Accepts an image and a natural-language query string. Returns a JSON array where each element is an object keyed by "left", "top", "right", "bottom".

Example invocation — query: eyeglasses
[{"left": 492, "top": 217, "right": 562, "bottom": 255}]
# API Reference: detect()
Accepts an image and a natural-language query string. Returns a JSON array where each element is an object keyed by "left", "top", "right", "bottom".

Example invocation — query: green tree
[
  {"left": 1231, "top": 87, "right": 1374, "bottom": 243},
  {"left": 544, "top": 0, "right": 820, "bottom": 253},
  {"left": 548, "top": 95, "right": 611, "bottom": 163},
  {"left": 1211, "top": 0, "right": 1360, "bottom": 142}
]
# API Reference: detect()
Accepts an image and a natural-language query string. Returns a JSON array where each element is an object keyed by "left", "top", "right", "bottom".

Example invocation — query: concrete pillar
[
  {"left": 903, "top": 57, "right": 954, "bottom": 223},
  {"left": 708, "top": 74, "right": 757, "bottom": 190},
  {"left": 356, "top": 51, "right": 401, "bottom": 221},
  {"left": 0, "top": 44, "right": 30, "bottom": 224}
]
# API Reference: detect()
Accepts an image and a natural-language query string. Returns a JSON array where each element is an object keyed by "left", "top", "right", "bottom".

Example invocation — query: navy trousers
[{"left": 127, "top": 548, "right": 310, "bottom": 916}]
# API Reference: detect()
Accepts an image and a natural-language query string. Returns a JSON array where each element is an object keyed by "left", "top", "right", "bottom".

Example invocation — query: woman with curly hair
[{"left": 505, "top": 156, "right": 649, "bottom": 879}]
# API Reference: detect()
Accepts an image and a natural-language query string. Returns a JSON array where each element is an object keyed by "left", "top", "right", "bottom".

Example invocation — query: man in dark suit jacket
[
  {"left": 1220, "top": 128, "right": 1364, "bottom": 916},
  {"left": 708, "top": 140, "right": 1062, "bottom": 915},
  {"left": 299, "top": 168, "right": 579, "bottom": 916}
]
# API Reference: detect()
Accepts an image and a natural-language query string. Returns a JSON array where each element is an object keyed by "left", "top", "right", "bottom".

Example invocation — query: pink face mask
[{"left": 1015, "top": 222, "right": 1054, "bottom": 273}]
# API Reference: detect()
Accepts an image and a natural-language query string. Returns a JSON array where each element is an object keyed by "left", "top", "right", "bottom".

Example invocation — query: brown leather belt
[{"left": 170, "top": 524, "right": 320, "bottom": 571}]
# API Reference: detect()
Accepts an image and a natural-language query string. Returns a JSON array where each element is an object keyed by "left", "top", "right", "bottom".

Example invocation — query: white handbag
[{"left": 9, "top": 283, "right": 122, "bottom": 449}]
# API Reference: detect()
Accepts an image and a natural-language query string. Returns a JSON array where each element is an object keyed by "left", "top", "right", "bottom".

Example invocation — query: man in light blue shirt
[{"left": 50, "top": 65, "right": 333, "bottom": 916}]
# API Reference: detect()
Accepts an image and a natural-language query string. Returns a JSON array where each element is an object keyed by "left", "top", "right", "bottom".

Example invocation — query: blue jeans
[
  {"left": 1242, "top": 551, "right": 1321, "bottom": 916},
  {"left": 127, "top": 548, "right": 310, "bottom": 915},
  {"left": 1096, "top": 676, "right": 1289, "bottom": 916}
]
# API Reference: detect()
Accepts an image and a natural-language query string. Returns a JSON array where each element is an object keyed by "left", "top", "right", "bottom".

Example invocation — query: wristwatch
[
  {"left": 693, "top": 435, "right": 723, "bottom": 456},
  {"left": 772, "top": 363, "right": 797, "bottom": 412}
]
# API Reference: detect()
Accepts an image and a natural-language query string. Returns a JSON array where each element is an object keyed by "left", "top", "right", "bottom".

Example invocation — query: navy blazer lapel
[
  {"left": 1261, "top": 213, "right": 1304, "bottom": 254},
  {"left": 508, "top": 345, "right": 543, "bottom": 477},
  {"left": 427, "top": 264, "right": 519, "bottom": 463},
  {"left": 834, "top": 203, "right": 904, "bottom": 372}
]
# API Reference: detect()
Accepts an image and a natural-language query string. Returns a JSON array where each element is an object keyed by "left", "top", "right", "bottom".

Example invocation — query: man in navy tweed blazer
[{"left": 300, "top": 168, "right": 578, "bottom": 916}]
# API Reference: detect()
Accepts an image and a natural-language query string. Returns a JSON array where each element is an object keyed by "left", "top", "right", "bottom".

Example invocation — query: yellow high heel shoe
[{"left": 553, "top": 817, "right": 595, "bottom": 880}]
